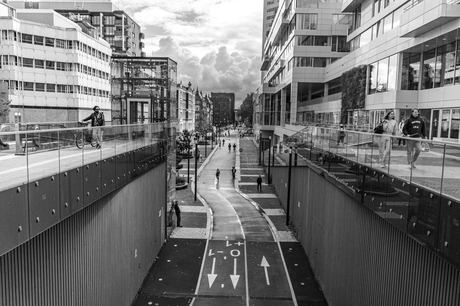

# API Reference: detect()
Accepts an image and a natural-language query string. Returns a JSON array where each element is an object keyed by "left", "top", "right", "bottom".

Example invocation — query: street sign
[{"left": 239, "top": 148, "right": 243, "bottom": 152}]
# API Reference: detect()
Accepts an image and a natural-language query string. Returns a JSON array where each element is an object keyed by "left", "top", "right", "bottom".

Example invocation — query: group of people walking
[{"left": 377, "top": 108, "right": 427, "bottom": 169}]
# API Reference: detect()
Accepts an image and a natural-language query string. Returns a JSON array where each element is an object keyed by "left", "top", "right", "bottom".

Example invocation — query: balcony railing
[{"left": 273, "top": 124, "right": 460, "bottom": 268}]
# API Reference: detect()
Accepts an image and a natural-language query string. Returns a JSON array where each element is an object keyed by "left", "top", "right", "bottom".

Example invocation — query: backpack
[{"left": 373, "top": 121, "right": 384, "bottom": 134}]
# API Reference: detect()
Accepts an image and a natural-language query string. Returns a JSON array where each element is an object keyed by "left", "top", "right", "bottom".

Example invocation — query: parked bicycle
[{"left": 75, "top": 122, "right": 97, "bottom": 149}]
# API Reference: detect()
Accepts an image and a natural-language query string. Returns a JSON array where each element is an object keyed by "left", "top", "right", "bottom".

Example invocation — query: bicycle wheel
[
  {"left": 90, "top": 138, "right": 97, "bottom": 147},
  {"left": 75, "top": 132, "right": 85, "bottom": 149}
]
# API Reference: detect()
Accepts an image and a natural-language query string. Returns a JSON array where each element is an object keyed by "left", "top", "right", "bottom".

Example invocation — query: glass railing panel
[
  {"left": 27, "top": 129, "right": 60, "bottom": 182},
  {"left": 363, "top": 168, "right": 389, "bottom": 217},
  {"left": 408, "top": 139, "right": 443, "bottom": 196},
  {"left": 100, "top": 126, "right": 116, "bottom": 160},
  {"left": 81, "top": 126, "right": 103, "bottom": 165},
  {"left": 441, "top": 143, "right": 460, "bottom": 202},
  {"left": 0, "top": 131, "right": 29, "bottom": 192},
  {"left": 115, "top": 125, "right": 129, "bottom": 155},
  {"left": 58, "top": 127, "right": 84, "bottom": 173}
]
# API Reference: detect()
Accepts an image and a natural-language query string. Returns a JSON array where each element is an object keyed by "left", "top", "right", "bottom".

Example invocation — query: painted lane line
[
  {"left": 244, "top": 241, "right": 249, "bottom": 306},
  {"left": 260, "top": 256, "right": 271, "bottom": 285},
  {"left": 277, "top": 242, "right": 298, "bottom": 306},
  {"left": 207, "top": 257, "right": 218, "bottom": 288},
  {"left": 230, "top": 258, "right": 240, "bottom": 289}
]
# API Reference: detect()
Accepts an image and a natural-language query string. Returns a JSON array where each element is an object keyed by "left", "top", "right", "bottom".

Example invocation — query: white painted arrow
[
  {"left": 261, "top": 256, "right": 270, "bottom": 285},
  {"left": 207, "top": 257, "right": 217, "bottom": 288},
  {"left": 230, "top": 258, "right": 240, "bottom": 289}
]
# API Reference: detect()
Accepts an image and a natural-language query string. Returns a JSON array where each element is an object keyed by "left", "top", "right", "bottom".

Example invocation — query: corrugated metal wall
[
  {"left": 271, "top": 166, "right": 460, "bottom": 306},
  {"left": 0, "top": 164, "right": 166, "bottom": 306}
]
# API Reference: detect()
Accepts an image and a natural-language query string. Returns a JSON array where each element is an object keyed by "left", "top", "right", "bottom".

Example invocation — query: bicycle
[{"left": 75, "top": 122, "right": 97, "bottom": 149}]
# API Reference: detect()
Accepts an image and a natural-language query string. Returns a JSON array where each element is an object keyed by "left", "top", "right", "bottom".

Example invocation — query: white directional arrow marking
[
  {"left": 207, "top": 257, "right": 217, "bottom": 288},
  {"left": 230, "top": 258, "right": 240, "bottom": 289},
  {"left": 261, "top": 256, "right": 270, "bottom": 285}
]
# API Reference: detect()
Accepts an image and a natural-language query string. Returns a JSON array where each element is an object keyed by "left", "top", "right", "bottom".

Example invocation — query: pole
[
  {"left": 211, "top": 129, "right": 214, "bottom": 150},
  {"left": 205, "top": 132, "right": 207, "bottom": 157},
  {"left": 258, "top": 132, "right": 262, "bottom": 165},
  {"left": 187, "top": 141, "right": 190, "bottom": 184},
  {"left": 286, "top": 147, "right": 292, "bottom": 226},
  {"left": 272, "top": 144, "right": 275, "bottom": 167},
  {"left": 268, "top": 136, "right": 271, "bottom": 184},
  {"left": 294, "top": 146, "right": 298, "bottom": 166},
  {"left": 195, "top": 143, "right": 198, "bottom": 201}
]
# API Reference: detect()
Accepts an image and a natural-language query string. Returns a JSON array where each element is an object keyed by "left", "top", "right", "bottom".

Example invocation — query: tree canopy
[
  {"left": 236, "top": 93, "right": 254, "bottom": 126},
  {"left": 0, "top": 97, "right": 10, "bottom": 122}
]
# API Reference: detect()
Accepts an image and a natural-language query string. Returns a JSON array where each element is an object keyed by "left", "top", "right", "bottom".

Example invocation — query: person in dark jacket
[
  {"left": 173, "top": 200, "right": 182, "bottom": 227},
  {"left": 256, "top": 175, "right": 262, "bottom": 192},
  {"left": 82, "top": 105, "right": 105, "bottom": 149},
  {"left": 402, "top": 108, "right": 426, "bottom": 169}
]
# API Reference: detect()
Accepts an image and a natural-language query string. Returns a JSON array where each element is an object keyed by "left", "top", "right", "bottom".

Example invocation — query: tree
[
  {"left": 236, "top": 93, "right": 254, "bottom": 126},
  {"left": 340, "top": 65, "right": 367, "bottom": 124},
  {"left": 176, "top": 129, "right": 193, "bottom": 155},
  {"left": 0, "top": 97, "right": 11, "bottom": 123}
]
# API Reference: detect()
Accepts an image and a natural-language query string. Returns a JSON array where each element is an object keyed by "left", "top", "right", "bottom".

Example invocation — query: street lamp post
[
  {"left": 187, "top": 137, "right": 191, "bottom": 184},
  {"left": 272, "top": 143, "right": 275, "bottom": 167},
  {"left": 286, "top": 147, "right": 292, "bottom": 226},
  {"left": 205, "top": 131, "right": 207, "bottom": 157},
  {"left": 268, "top": 136, "right": 271, "bottom": 184},
  {"left": 258, "top": 132, "right": 262, "bottom": 165},
  {"left": 294, "top": 146, "right": 298, "bottom": 166},
  {"left": 194, "top": 142, "right": 198, "bottom": 201}
]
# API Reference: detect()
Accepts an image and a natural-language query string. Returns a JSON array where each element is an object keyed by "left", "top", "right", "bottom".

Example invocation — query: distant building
[
  {"left": 211, "top": 92, "right": 235, "bottom": 127},
  {"left": 195, "top": 90, "right": 213, "bottom": 133},
  {"left": 0, "top": 2, "right": 112, "bottom": 123},
  {"left": 176, "top": 82, "right": 195, "bottom": 132},
  {"left": 9, "top": 0, "right": 145, "bottom": 57}
]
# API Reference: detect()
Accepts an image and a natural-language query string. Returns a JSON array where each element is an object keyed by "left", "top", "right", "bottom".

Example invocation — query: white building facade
[
  {"left": 0, "top": 4, "right": 111, "bottom": 123},
  {"left": 257, "top": 0, "right": 460, "bottom": 144},
  {"left": 176, "top": 83, "right": 196, "bottom": 132}
]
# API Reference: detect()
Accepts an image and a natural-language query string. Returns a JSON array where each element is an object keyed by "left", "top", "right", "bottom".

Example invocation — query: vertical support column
[{"left": 290, "top": 83, "right": 298, "bottom": 125}]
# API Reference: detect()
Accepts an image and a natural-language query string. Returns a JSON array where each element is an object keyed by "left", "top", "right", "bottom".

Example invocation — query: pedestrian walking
[
  {"left": 337, "top": 124, "right": 346, "bottom": 146},
  {"left": 233, "top": 143, "right": 236, "bottom": 152},
  {"left": 228, "top": 143, "right": 231, "bottom": 152},
  {"left": 398, "top": 118, "right": 406, "bottom": 147},
  {"left": 402, "top": 108, "right": 427, "bottom": 169},
  {"left": 173, "top": 200, "right": 182, "bottom": 227},
  {"left": 256, "top": 175, "right": 262, "bottom": 192},
  {"left": 219, "top": 140, "right": 221, "bottom": 148},
  {"left": 216, "top": 168, "right": 220, "bottom": 181},
  {"left": 223, "top": 139, "right": 225, "bottom": 146},
  {"left": 231, "top": 166, "right": 236, "bottom": 179},
  {"left": 81, "top": 105, "right": 105, "bottom": 148},
  {"left": 378, "top": 110, "right": 398, "bottom": 168}
]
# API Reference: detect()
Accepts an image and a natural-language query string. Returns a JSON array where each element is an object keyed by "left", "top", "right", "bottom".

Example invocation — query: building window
[
  {"left": 104, "top": 16, "right": 115, "bottom": 25},
  {"left": 21, "top": 33, "right": 33, "bottom": 44},
  {"left": 401, "top": 51, "right": 421, "bottom": 90},
  {"left": 34, "top": 35, "right": 44, "bottom": 45},
  {"left": 57, "top": 84, "right": 66, "bottom": 93},
  {"left": 56, "top": 62, "right": 66, "bottom": 71},
  {"left": 23, "top": 58, "right": 34, "bottom": 68},
  {"left": 46, "top": 84, "right": 56, "bottom": 92},
  {"left": 45, "top": 37, "right": 54, "bottom": 47},
  {"left": 56, "top": 39, "right": 66, "bottom": 48},
  {"left": 35, "top": 59, "right": 44, "bottom": 69},
  {"left": 45, "top": 60, "right": 55, "bottom": 70},
  {"left": 296, "top": 13, "right": 318, "bottom": 30},
  {"left": 24, "top": 82, "right": 34, "bottom": 91},
  {"left": 35, "top": 83, "right": 45, "bottom": 92}
]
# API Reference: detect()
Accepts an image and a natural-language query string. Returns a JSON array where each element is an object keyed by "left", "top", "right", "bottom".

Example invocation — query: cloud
[
  {"left": 116, "top": 0, "right": 263, "bottom": 105},
  {"left": 152, "top": 37, "right": 261, "bottom": 104}
]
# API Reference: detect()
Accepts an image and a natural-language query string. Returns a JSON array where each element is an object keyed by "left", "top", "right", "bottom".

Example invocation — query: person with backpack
[
  {"left": 82, "top": 105, "right": 105, "bottom": 149},
  {"left": 402, "top": 108, "right": 427, "bottom": 169},
  {"left": 378, "top": 110, "right": 398, "bottom": 168}
]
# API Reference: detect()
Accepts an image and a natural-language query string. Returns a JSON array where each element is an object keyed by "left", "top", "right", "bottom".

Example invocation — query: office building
[
  {"left": 211, "top": 92, "right": 235, "bottom": 127},
  {"left": 263, "top": 0, "right": 281, "bottom": 50},
  {"left": 0, "top": 2, "right": 111, "bottom": 123},
  {"left": 9, "top": 0, "right": 145, "bottom": 57},
  {"left": 257, "top": 0, "right": 460, "bottom": 144}
]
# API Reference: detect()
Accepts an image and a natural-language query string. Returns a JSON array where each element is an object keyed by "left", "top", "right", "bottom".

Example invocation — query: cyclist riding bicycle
[{"left": 81, "top": 105, "right": 105, "bottom": 149}]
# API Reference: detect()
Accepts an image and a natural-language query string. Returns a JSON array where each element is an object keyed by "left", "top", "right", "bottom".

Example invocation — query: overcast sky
[{"left": 116, "top": 0, "right": 263, "bottom": 107}]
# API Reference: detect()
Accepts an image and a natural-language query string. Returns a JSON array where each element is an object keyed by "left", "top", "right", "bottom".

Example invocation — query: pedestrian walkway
[{"left": 132, "top": 130, "right": 327, "bottom": 306}]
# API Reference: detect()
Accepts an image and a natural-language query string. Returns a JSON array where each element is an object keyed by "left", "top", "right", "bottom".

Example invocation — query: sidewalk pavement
[{"left": 170, "top": 134, "right": 297, "bottom": 243}]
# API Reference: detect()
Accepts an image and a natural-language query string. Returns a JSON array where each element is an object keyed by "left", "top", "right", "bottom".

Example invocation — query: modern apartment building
[
  {"left": 0, "top": 2, "right": 111, "bottom": 123},
  {"left": 9, "top": 0, "right": 145, "bottom": 57},
  {"left": 211, "top": 92, "right": 235, "bottom": 127},
  {"left": 263, "top": 0, "right": 281, "bottom": 50},
  {"left": 257, "top": 0, "right": 460, "bottom": 144},
  {"left": 176, "top": 82, "right": 196, "bottom": 132}
]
